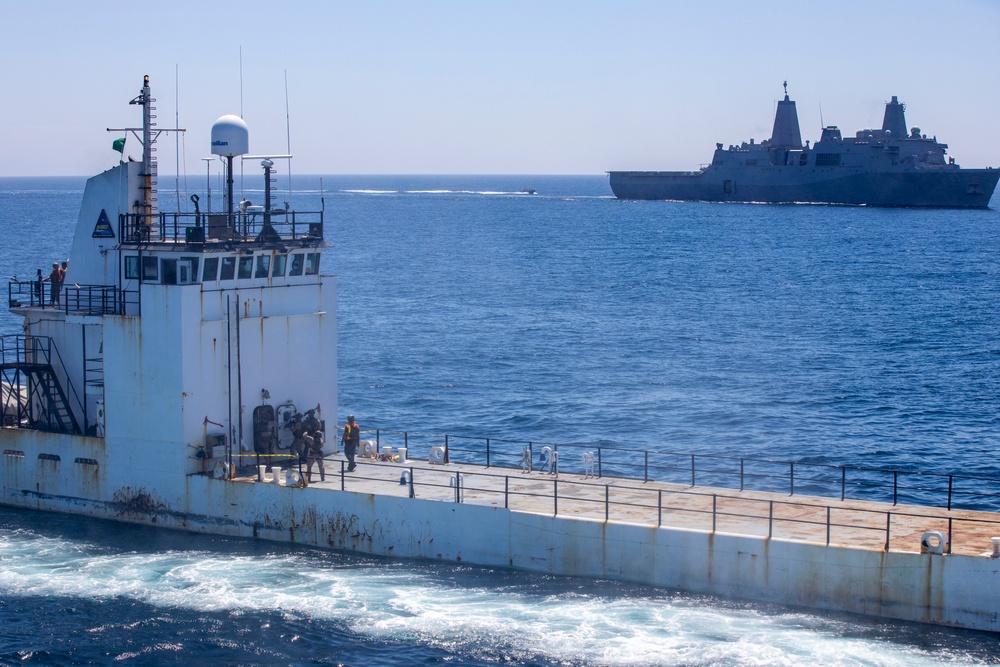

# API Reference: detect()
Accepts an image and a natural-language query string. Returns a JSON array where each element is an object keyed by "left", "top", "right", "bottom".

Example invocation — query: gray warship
[{"left": 609, "top": 84, "right": 999, "bottom": 208}]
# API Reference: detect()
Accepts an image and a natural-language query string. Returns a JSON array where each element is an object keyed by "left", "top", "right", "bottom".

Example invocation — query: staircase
[{"left": 0, "top": 337, "right": 83, "bottom": 435}]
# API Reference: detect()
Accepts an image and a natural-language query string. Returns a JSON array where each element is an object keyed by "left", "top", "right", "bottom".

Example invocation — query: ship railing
[
  {"left": 0, "top": 334, "right": 85, "bottom": 432},
  {"left": 296, "top": 456, "right": 1000, "bottom": 557},
  {"left": 337, "top": 427, "right": 1000, "bottom": 513},
  {"left": 7, "top": 280, "right": 138, "bottom": 316},
  {"left": 61, "top": 284, "right": 138, "bottom": 316},
  {"left": 118, "top": 210, "right": 324, "bottom": 246},
  {"left": 7, "top": 278, "right": 51, "bottom": 309}
]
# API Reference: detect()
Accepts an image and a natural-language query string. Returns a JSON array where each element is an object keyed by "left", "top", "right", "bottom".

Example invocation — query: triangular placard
[{"left": 92, "top": 209, "right": 115, "bottom": 238}]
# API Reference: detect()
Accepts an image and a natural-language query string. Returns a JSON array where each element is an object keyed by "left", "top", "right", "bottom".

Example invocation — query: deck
[{"left": 233, "top": 448, "right": 1000, "bottom": 559}]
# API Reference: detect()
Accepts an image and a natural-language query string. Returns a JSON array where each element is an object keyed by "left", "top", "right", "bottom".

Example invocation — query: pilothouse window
[
  {"left": 203, "top": 257, "right": 219, "bottom": 281},
  {"left": 289, "top": 254, "right": 304, "bottom": 276},
  {"left": 142, "top": 256, "right": 158, "bottom": 281},
  {"left": 255, "top": 255, "right": 271, "bottom": 278},
  {"left": 125, "top": 256, "right": 139, "bottom": 279},
  {"left": 272, "top": 254, "right": 287, "bottom": 277},
  {"left": 220, "top": 257, "right": 236, "bottom": 281},
  {"left": 238, "top": 256, "right": 253, "bottom": 280},
  {"left": 305, "top": 253, "right": 320, "bottom": 276}
]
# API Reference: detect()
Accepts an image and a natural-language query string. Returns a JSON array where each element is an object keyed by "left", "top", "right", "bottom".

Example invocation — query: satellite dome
[{"left": 211, "top": 114, "right": 249, "bottom": 157}]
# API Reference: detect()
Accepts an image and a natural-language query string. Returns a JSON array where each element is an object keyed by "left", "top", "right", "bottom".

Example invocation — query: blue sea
[{"left": 1, "top": 175, "right": 999, "bottom": 665}]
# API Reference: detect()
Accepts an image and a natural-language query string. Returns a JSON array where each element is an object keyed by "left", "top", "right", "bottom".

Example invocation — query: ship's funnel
[
  {"left": 770, "top": 88, "right": 803, "bottom": 150},
  {"left": 881, "top": 96, "right": 907, "bottom": 138}
]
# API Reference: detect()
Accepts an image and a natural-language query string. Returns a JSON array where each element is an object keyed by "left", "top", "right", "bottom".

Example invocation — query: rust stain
[{"left": 112, "top": 486, "right": 166, "bottom": 520}]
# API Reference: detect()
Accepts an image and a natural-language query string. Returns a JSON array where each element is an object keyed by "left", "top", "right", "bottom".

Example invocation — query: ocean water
[{"left": 1, "top": 175, "right": 1000, "bottom": 664}]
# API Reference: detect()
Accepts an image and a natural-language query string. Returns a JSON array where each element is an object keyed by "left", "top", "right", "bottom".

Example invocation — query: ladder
[{"left": 0, "top": 362, "right": 81, "bottom": 435}]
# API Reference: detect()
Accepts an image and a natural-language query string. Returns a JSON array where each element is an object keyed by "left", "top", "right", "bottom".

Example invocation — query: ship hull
[
  {"left": 4, "top": 427, "right": 1000, "bottom": 634},
  {"left": 609, "top": 168, "right": 1000, "bottom": 208}
]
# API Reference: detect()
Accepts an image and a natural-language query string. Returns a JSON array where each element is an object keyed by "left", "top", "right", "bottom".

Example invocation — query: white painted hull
[{"left": 3, "top": 428, "right": 998, "bottom": 633}]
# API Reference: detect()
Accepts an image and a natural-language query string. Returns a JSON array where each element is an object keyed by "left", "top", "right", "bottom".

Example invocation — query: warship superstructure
[{"left": 609, "top": 84, "right": 999, "bottom": 207}]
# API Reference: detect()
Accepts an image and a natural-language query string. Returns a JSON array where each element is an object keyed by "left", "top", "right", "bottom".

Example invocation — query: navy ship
[{"left": 609, "top": 84, "right": 999, "bottom": 208}]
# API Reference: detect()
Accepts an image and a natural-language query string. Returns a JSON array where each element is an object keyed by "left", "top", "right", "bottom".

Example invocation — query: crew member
[
  {"left": 289, "top": 413, "right": 308, "bottom": 462},
  {"left": 305, "top": 426, "right": 325, "bottom": 483},
  {"left": 341, "top": 414, "right": 359, "bottom": 472},
  {"left": 44, "top": 262, "right": 63, "bottom": 306}
]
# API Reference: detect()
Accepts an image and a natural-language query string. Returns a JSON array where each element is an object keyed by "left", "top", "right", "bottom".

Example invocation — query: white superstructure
[{"left": 2, "top": 75, "right": 336, "bottom": 514}]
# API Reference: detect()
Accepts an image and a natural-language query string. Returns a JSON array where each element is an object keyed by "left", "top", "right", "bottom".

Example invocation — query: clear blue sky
[{"left": 2, "top": 0, "right": 998, "bottom": 177}]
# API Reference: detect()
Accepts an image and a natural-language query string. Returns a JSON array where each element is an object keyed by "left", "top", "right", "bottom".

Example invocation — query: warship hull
[
  {"left": 611, "top": 87, "right": 999, "bottom": 208},
  {"left": 609, "top": 168, "right": 1000, "bottom": 208}
]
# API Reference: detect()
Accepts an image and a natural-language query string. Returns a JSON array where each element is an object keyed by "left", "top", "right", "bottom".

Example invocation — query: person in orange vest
[
  {"left": 341, "top": 414, "right": 359, "bottom": 472},
  {"left": 43, "top": 262, "right": 62, "bottom": 306}
]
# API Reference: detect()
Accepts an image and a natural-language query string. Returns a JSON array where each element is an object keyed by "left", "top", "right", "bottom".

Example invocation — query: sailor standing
[
  {"left": 341, "top": 414, "right": 359, "bottom": 472},
  {"left": 303, "top": 408, "right": 325, "bottom": 482}
]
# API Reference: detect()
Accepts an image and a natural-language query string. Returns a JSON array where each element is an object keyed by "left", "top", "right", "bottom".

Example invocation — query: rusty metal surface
[{"left": 244, "top": 452, "right": 1000, "bottom": 558}]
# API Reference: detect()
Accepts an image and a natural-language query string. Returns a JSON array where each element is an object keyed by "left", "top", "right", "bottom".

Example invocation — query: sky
[{"left": 1, "top": 0, "right": 998, "bottom": 177}]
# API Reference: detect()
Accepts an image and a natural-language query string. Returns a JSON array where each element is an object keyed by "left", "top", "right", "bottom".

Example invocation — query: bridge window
[
  {"left": 305, "top": 253, "right": 321, "bottom": 276},
  {"left": 220, "top": 257, "right": 236, "bottom": 281},
  {"left": 142, "top": 256, "right": 159, "bottom": 281},
  {"left": 238, "top": 256, "right": 253, "bottom": 280},
  {"left": 272, "top": 254, "right": 288, "bottom": 277},
  {"left": 203, "top": 257, "right": 219, "bottom": 282},
  {"left": 125, "top": 256, "right": 139, "bottom": 279},
  {"left": 255, "top": 255, "right": 271, "bottom": 278},
  {"left": 161, "top": 258, "right": 177, "bottom": 284},
  {"left": 815, "top": 153, "right": 841, "bottom": 167},
  {"left": 289, "top": 254, "right": 304, "bottom": 276}
]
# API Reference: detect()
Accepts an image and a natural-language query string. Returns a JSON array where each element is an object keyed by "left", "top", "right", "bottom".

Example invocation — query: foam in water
[{"left": 0, "top": 523, "right": 990, "bottom": 666}]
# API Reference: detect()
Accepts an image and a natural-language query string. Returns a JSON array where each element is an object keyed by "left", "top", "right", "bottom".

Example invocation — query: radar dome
[{"left": 211, "top": 115, "right": 249, "bottom": 157}]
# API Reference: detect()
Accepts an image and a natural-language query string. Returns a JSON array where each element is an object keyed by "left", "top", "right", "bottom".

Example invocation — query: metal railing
[
  {"left": 8, "top": 280, "right": 134, "bottom": 316},
  {"left": 0, "top": 335, "right": 85, "bottom": 432},
  {"left": 339, "top": 427, "right": 1000, "bottom": 513},
  {"left": 119, "top": 210, "right": 324, "bottom": 245},
  {"left": 311, "top": 456, "right": 1000, "bottom": 556}
]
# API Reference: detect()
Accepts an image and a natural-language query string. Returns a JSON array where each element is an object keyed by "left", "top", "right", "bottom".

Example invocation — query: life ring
[
  {"left": 429, "top": 446, "right": 445, "bottom": 465},
  {"left": 213, "top": 460, "right": 230, "bottom": 479}
]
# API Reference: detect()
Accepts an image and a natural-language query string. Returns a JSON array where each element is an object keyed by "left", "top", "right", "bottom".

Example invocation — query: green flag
[{"left": 112, "top": 138, "right": 126, "bottom": 154}]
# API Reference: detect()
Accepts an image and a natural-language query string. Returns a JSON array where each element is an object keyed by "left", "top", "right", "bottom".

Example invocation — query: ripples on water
[
  {"left": 1, "top": 176, "right": 999, "bottom": 663},
  {"left": 1, "top": 507, "right": 997, "bottom": 666}
]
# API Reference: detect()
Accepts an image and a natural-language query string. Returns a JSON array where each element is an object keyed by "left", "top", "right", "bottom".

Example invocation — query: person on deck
[
  {"left": 341, "top": 414, "right": 359, "bottom": 472},
  {"left": 44, "top": 262, "right": 62, "bottom": 306}
]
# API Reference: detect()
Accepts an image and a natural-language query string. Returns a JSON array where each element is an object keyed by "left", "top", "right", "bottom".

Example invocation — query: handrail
[
  {"left": 0, "top": 335, "right": 85, "bottom": 432},
  {"left": 336, "top": 425, "right": 1000, "bottom": 512},
  {"left": 118, "top": 209, "right": 325, "bottom": 245},
  {"left": 316, "top": 456, "right": 1000, "bottom": 557}
]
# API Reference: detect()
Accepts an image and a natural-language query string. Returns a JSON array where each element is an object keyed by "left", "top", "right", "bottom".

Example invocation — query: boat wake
[{"left": 0, "top": 509, "right": 992, "bottom": 666}]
